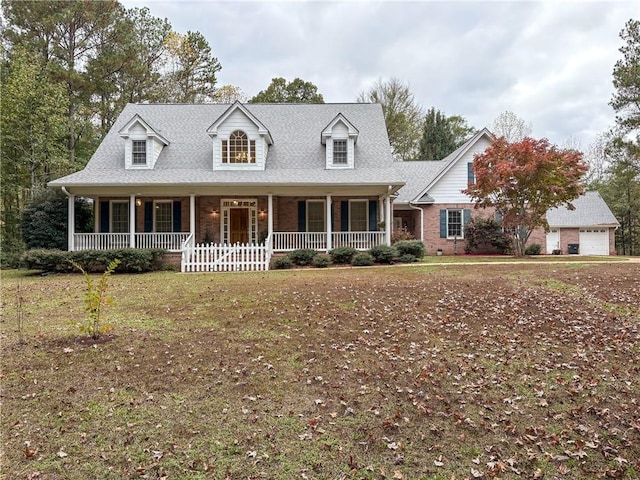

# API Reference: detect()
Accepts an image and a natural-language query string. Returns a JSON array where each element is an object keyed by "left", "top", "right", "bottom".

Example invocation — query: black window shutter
[
  {"left": 144, "top": 202, "right": 153, "bottom": 232},
  {"left": 173, "top": 201, "right": 182, "bottom": 232},
  {"left": 439, "top": 209, "right": 447, "bottom": 238},
  {"left": 297, "top": 201, "right": 306, "bottom": 232},
  {"left": 368, "top": 200, "right": 378, "bottom": 231},
  {"left": 341, "top": 201, "right": 349, "bottom": 232},
  {"left": 100, "top": 201, "right": 110, "bottom": 233}
]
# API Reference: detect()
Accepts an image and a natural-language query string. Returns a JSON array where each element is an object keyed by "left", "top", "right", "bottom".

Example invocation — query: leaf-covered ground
[{"left": 1, "top": 262, "right": 639, "bottom": 479}]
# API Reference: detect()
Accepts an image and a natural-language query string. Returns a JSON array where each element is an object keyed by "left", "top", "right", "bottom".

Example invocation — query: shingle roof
[
  {"left": 49, "top": 103, "right": 402, "bottom": 188},
  {"left": 393, "top": 161, "right": 448, "bottom": 203},
  {"left": 547, "top": 191, "right": 619, "bottom": 227}
]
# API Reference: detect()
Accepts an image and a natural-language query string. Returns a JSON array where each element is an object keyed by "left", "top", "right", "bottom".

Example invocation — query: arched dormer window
[{"left": 222, "top": 130, "right": 255, "bottom": 164}]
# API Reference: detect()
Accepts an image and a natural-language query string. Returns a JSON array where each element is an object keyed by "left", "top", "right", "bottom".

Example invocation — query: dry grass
[{"left": 1, "top": 263, "right": 639, "bottom": 479}]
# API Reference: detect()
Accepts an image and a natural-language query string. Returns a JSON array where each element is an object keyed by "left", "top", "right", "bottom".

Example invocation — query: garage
[{"left": 579, "top": 228, "right": 610, "bottom": 255}]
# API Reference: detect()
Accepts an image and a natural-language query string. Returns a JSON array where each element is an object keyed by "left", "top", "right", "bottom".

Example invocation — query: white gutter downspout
[
  {"left": 61, "top": 187, "right": 75, "bottom": 251},
  {"left": 408, "top": 203, "right": 424, "bottom": 242}
]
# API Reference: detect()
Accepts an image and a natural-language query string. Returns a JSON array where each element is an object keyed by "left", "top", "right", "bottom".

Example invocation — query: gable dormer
[
  {"left": 118, "top": 114, "right": 169, "bottom": 170},
  {"left": 207, "top": 101, "right": 273, "bottom": 171},
  {"left": 321, "top": 114, "right": 359, "bottom": 169}
]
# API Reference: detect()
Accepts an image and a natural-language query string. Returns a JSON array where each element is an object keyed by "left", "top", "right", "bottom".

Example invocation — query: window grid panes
[
  {"left": 111, "top": 202, "right": 129, "bottom": 233},
  {"left": 350, "top": 201, "right": 368, "bottom": 232},
  {"left": 223, "top": 131, "right": 255, "bottom": 164},
  {"left": 447, "top": 209, "right": 463, "bottom": 238},
  {"left": 155, "top": 202, "right": 173, "bottom": 232},
  {"left": 132, "top": 140, "right": 147, "bottom": 165},
  {"left": 307, "top": 201, "right": 325, "bottom": 232},
  {"left": 333, "top": 139, "right": 347, "bottom": 164}
]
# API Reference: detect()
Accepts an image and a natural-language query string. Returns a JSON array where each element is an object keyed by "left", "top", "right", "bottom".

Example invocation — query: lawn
[{"left": 1, "top": 263, "right": 639, "bottom": 479}]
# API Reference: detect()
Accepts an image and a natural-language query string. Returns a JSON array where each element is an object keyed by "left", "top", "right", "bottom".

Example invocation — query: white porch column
[
  {"left": 326, "top": 194, "right": 332, "bottom": 251},
  {"left": 267, "top": 194, "right": 273, "bottom": 238},
  {"left": 68, "top": 194, "right": 75, "bottom": 251},
  {"left": 385, "top": 193, "right": 392, "bottom": 245},
  {"left": 190, "top": 194, "right": 196, "bottom": 238},
  {"left": 129, "top": 195, "right": 136, "bottom": 248},
  {"left": 379, "top": 197, "right": 384, "bottom": 224}
]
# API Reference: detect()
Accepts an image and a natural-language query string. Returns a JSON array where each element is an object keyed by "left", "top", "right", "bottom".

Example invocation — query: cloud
[{"left": 121, "top": 0, "right": 636, "bottom": 148}]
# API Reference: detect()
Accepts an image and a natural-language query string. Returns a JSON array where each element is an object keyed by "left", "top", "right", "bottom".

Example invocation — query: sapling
[{"left": 71, "top": 259, "right": 121, "bottom": 339}]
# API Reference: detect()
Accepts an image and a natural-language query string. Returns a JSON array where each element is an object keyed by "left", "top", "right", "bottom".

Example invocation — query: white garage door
[{"left": 579, "top": 228, "right": 609, "bottom": 255}]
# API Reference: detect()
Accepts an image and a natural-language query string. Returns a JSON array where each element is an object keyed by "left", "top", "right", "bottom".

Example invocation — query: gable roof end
[
  {"left": 321, "top": 113, "right": 360, "bottom": 144},
  {"left": 206, "top": 101, "right": 274, "bottom": 144},
  {"left": 409, "top": 127, "right": 494, "bottom": 203},
  {"left": 118, "top": 114, "right": 170, "bottom": 145}
]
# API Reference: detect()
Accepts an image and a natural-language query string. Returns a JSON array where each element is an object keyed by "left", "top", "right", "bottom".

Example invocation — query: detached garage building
[{"left": 546, "top": 191, "right": 619, "bottom": 255}]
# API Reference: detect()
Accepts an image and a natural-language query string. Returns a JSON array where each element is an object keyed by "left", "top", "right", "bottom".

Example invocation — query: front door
[{"left": 230, "top": 208, "right": 249, "bottom": 244}]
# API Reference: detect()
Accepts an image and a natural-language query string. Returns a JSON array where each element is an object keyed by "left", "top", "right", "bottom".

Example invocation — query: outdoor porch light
[{"left": 135, "top": 199, "right": 142, "bottom": 207}]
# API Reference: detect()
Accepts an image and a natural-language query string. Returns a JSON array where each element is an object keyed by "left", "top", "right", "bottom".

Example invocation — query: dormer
[
  {"left": 321, "top": 113, "right": 359, "bottom": 169},
  {"left": 118, "top": 114, "right": 169, "bottom": 170},
  {"left": 207, "top": 101, "right": 273, "bottom": 171}
]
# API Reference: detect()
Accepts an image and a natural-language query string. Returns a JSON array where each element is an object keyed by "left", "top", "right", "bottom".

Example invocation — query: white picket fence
[{"left": 181, "top": 242, "right": 271, "bottom": 272}]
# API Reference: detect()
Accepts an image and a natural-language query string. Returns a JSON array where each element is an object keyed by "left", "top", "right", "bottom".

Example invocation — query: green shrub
[
  {"left": 312, "top": 254, "right": 332, "bottom": 268},
  {"left": 525, "top": 243, "right": 542, "bottom": 255},
  {"left": 397, "top": 253, "right": 417, "bottom": 263},
  {"left": 329, "top": 246, "right": 357, "bottom": 264},
  {"left": 287, "top": 249, "right": 318, "bottom": 266},
  {"left": 393, "top": 240, "right": 425, "bottom": 258},
  {"left": 20, "top": 248, "right": 167, "bottom": 273},
  {"left": 21, "top": 249, "right": 72, "bottom": 273},
  {"left": 351, "top": 252, "right": 374, "bottom": 266},
  {"left": 464, "top": 216, "right": 511, "bottom": 254},
  {"left": 273, "top": 256, "right": 293, "bottom": 269},
  {"left": 369, "top": 245, "right": 397, "bottom": 264}
]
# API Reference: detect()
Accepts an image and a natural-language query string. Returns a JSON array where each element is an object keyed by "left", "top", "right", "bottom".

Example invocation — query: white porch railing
[
  {"left": 74, "top": 233, "right": 130, "bottom": 251},
  {"left": 182, "top": 242, "right": 270, "bottom": 272},
  {"left": 73, "top": 233, "right": 189, "bottom": 252},
  {"left": 272, "top": 231, "right": 385, "bottom": 252}
]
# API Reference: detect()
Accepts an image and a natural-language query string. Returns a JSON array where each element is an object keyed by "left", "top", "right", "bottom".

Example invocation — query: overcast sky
[{"left": 123, "top": 0, "right": 638, "bottom": 149}]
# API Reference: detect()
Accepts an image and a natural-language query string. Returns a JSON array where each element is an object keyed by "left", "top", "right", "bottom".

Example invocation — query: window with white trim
[
  {"left": 154, "top": 201, "right": 173, "bottom": 232},
  {"left": 333, "top": 139, "right": 347, "bottom": 165},
  {"left": 222, "top": 130, "right": 255, "bottom": 164},
  {"left": 447, "top": 209, "right": 463, "bottom": 238},
  {"left": 132, "top": 140, "right": 147, "bottom": 165},
  {"left": 350, "top": 200, "right": 368, "bottom": 232},
  {"left": 111, "top": 201, "right": 129, "bottom": 233},
  {"left": 307, "top": 200, "right": 325, "bottom": 232}
]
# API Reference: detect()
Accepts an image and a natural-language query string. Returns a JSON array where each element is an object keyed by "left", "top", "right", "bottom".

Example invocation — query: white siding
[
  {"left": 325, "top": 120, "right": 354, "bottom": 169},
  {"left": 429, "top": 137, "right": 491, "bottom": 204},
  {"left": 213, "top": 109, "right": 265, "bottom": 171}
]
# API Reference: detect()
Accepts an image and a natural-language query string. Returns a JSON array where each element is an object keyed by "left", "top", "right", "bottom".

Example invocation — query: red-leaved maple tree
[{"left": 463, "top": 137, "right": 588, "bottom": 256}]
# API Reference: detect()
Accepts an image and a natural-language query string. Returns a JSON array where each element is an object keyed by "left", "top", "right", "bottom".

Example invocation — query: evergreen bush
[
  {"left": 329, "top": 246, "right": 357, "bottom": 264},
  {"left": 287, "top": 249, "right": 318, "bottom": 266},
  {"left": 351, "top": 252, "right": 374, "bottom": 266},
  {"left": 393, "top": 240, "right": 425, "bottom": 258},
  {"left": 369, "top": 245, "right": 397, "bottom": 264}
]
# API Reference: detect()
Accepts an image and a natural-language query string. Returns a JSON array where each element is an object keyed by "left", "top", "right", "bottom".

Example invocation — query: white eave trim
[
  {"left": 321, "top": 113, "right": 359, "bottom": 145},
  {"left": 117, "top": 114, "right": 169, "bottom": 145},
  {"left": 206, "top": 101, "right": 274, "bottom": 144}
]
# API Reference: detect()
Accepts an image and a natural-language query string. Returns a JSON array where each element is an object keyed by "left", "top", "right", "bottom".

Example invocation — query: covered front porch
[{"left": 65, "top": 189, "right": 394, "bottom": 271}]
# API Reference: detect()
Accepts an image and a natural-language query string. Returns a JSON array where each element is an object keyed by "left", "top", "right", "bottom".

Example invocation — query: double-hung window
[
  {"left": 350, "top": 200, "right": 368, "bottom": 231},
  {"left": 111, "top": 201, "right": 129, "bottom": 233},
  {"left": 132, "top": 140, "right": 147, "bottom": 165},
  {"left": 154, "top": 201, "right": 173, "bottom": 232},
  {"left": 333, "top": 139, "right": 348, "bottom": 165},
  {"left": 447, "top": 209, "right": 463, "bottom": 238},
  {"left": 307, "top": 200, "right": 325, "bottom": 232}
]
